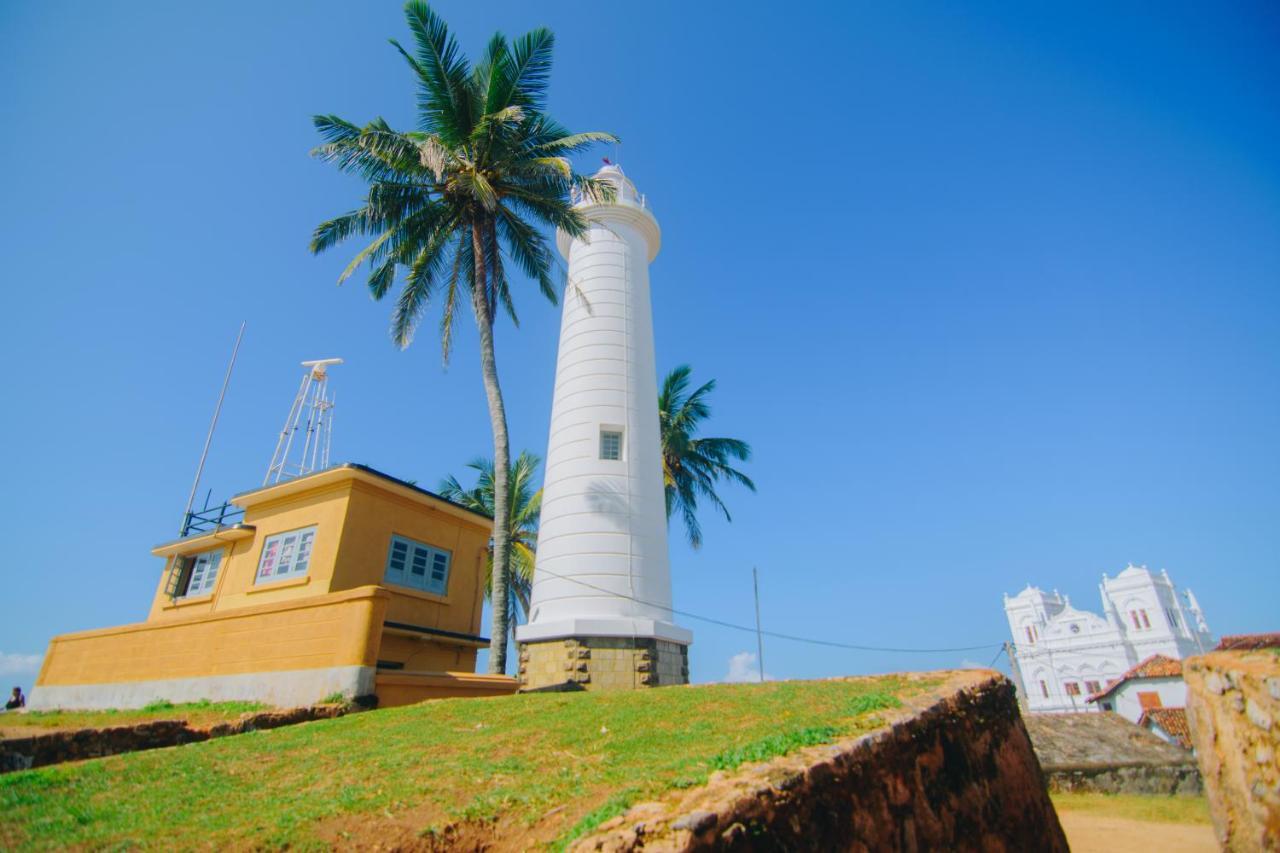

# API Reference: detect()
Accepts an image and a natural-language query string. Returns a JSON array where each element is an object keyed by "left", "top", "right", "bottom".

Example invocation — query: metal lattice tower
[{"left": 264, "top": 358, "right": 341, "bottom": 485}]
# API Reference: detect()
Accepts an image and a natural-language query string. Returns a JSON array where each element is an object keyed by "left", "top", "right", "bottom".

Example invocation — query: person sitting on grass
[{"left": 5, "top": 686, "right": 24, "bottom": 710}]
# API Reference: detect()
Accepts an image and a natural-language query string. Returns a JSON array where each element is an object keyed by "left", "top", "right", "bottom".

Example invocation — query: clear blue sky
[{"left": 2, "top": 2, "right": 1277, "bottom": 690}]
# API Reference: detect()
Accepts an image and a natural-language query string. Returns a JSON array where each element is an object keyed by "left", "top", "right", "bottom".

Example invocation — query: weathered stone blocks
[
  {"left": 1185, "top": 649, "right": 1280, "bottom": 850},
  {"left": 1021, "top": 711, "right": 1202, "bottom": 795},
  {"left": 574, "top": 673, "right": 1068, "bottom": 851},
  {"left": 518, "top": 637, "right": 689, "bottom": 691}
]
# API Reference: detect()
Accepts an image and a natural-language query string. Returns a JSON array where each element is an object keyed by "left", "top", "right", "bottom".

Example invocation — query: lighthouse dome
[{"left": 591, "top": 163, "right": 643, "bottom": 207}]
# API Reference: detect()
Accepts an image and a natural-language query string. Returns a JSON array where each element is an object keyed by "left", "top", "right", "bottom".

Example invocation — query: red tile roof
[
  {"left": 1215, "top": 633, "right": 1280, "bottom": 651},
  {"left": 1087, "top": 654, "right": 1183, "bottom": 702},
  {"left": 1139, "top": 707, "right": 1193, "bottom": 750}
]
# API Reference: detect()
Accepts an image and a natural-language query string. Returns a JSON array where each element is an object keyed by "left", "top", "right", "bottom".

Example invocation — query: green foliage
[
  {"left": 847, "top": 690, "right": 901, "bottom": 715},
  {"left": 439, "top": 450, "right": 541, "bottom": 630},
  {"left": 320, "top": 692, "right": 348, "bottom": 705},
  {"left": 309, "top": 1, "right": 616, "bottom": 357},
  {"left": 707, "top": 725, "right": 838, "bottom": 771},
  {"left": 0, "top": 678, "right": 926, "bottom": 850},
  {"left": 309, "top": 0, "right": 617, "bottom": 674},
  {"left": 1051, "top": 792, "right": 1211, "bottom": 825},
  {"left": 10, "top": 700, "right": 267, "bottom": 731},
  {"left": 659, "top": 365, "right": 755, "bottom": 548},
  {"left": 556, "top": 789, "right": 639, "bottom": 851}
]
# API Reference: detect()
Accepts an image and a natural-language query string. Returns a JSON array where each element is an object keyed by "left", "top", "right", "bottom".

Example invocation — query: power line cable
[{"left": 532, "top": 565, "right": 1004, "bottom": 655}]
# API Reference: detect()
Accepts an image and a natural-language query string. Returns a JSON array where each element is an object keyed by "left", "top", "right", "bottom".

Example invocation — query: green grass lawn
[
  {"left": 1051, "top": 791, "right": 1212, "bottom": 825},
  {"left": 0, "top": 699, "right": 269, "bottom": 733},
  {"left": 0, "top": 676, "right": 929, "bottom": 850}
]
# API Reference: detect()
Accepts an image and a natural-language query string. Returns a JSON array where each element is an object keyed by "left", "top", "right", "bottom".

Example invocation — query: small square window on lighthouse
[{"left": 599, "top": 428, "right": 623, "bottom": 460}]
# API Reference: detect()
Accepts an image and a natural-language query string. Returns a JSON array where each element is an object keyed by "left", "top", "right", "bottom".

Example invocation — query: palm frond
[
  {"left": 493, "top": 27, "right": 554, "bottom": 111},
  {"left": 396, "top": 0, "right": 474, "bottom": 142},
  {"left": 659, "top": 365, "right": 754, "bottom": 547},
  {"left": 440, "top": 450, "right": 542, "bottom": 616},
  {"left": 530, "top": 130, "right": 620, "bottom": 155},
  {"left": 496, "top": 207, "right": 557, "bottom": 304},
  {"left": 390, "top": 220, "right": 454, "bottom": 347}
]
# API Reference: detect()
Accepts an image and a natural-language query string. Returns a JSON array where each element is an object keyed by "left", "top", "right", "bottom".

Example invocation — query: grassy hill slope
[{"left": 1, "top": 675, "right": 933, "bottom": 850}]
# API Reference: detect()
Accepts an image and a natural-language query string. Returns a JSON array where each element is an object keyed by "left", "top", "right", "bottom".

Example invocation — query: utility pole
[
  {"left": 1004, "top": 641, "right": 1030, "bottom": 711},
  {"left": 753, "top": 566, "right": 765, "bottom": 683}
]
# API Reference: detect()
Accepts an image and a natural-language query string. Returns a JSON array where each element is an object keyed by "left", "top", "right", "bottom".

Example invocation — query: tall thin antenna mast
[
  {"left": 181, "top": 321, "right": 246, "bottom": 534},
  {"left": 264, "top": 358, "right": 342, "bottom": 485}
]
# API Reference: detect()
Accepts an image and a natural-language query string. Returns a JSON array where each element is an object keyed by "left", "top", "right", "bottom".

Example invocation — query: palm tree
[
  {"left": 659, "top": 365, "right": 756, "bottom": 548},
  {"left": 309, "top": 1, "right": 615, "bottom": 672},
  {"left": 439, "top": 452, "right": 541, "bottom": 642}
]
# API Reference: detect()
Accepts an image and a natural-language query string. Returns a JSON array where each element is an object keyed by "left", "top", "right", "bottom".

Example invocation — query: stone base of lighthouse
[{"left": 518, "top": 637, "right": 689, "bottom": 691}]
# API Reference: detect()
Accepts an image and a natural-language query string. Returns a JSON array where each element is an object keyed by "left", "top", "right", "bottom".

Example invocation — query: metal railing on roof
[
  {"left": 570, "top": 184, "right": 649, "bottom": 211},
  {"left": 181, "top": 499, "right": 245, "bottom": 537}
]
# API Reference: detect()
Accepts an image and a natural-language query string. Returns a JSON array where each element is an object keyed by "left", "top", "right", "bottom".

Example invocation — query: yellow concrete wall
[
  {"left": 147, "top": 482, "right": 353, "bottom": 621},
  {"left": 374, "top": 672, "right": 517, "bottom": 708},
  {"left": 330, "top": 480, "right": 490, "bottom": 658},
  {"left": 39, "top": 587, "right": 387, "bottom": 687},
  {"left": 377, "top": 634, "right": 476, "bottom": 672}
]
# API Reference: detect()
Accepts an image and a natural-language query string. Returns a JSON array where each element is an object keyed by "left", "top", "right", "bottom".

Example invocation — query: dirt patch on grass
[
  {"left": 1057, "top": 813, "right": 1216, "bottom": 853},
  {"left": 312, "top": 796, "right": 589, "bottom": 851}
]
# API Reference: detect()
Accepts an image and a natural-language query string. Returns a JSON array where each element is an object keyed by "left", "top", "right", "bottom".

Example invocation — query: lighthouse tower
[{"left": 515, "top": 164, "right": 692, "bottom": 690}]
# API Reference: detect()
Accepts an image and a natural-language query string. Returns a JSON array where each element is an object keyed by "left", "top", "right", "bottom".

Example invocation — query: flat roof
[{"left": 231, "top": 463, "right": 493, "bottom": 523}]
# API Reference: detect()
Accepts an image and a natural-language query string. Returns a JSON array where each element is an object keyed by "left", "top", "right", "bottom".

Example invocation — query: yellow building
[{"left": 30, "top": 464, "right": 517, "bottom": 710}]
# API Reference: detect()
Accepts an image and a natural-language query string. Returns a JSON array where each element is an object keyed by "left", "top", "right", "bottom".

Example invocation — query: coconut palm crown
[
  {"left": 309, "top": 1, "right": 615, "bottom": 672},
  {"left": 439, "top": 451, "right": 541, "bottom": 638},
  {"left": 659, "top": 365, "right": 756, "bottom": 549}
]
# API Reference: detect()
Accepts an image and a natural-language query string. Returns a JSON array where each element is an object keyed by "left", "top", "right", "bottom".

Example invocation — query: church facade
[{"left": 1003, "top": 564, "right": 1212, "bottom": 713}]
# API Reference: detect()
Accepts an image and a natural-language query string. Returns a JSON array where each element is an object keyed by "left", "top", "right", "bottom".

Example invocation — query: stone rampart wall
[
  {"left": 1042, "top": 762, "right": 1201, "bottom": 795},
  {"left": 0, "top": 705, "right": 348, "bottom": 773},
  {"left": 575, "top": 674, "right": 1067, "bottom": 851},
  {"left": 1184, "top": 649, "right": 1280, "bottom": 850},
  {"left": 1022, "top": 711, "right": 1201, "bottom": 795}
]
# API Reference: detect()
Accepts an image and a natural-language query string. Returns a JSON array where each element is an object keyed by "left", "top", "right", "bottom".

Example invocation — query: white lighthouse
[{"left": 516, "top": 164, "right": 692, "bottom": 690}]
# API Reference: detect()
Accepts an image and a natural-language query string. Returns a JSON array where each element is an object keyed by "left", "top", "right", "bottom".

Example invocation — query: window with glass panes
[
  {"left": 383, "top": 535, "right": 451, "bottom": 596},
  {"left": 599, "top": 429, "right": 622, "bottom": 460},
  {"left": 172, "top": 549, "right": 223, "bottom": 598},
  {"left": 255, "top": 526, "right": 316, "bottom": 583}
]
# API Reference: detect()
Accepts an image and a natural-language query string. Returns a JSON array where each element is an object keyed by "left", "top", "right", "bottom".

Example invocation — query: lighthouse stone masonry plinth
[{"left": 516, "top": 165, "right": 691, "bottom": 690}]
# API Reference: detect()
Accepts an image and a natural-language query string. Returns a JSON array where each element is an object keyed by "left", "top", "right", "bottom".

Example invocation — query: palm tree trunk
[{"left": 471, "top": 219, "right": 513, "bottom": 674}]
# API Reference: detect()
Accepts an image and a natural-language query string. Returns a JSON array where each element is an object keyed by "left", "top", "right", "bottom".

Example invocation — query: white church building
[{"left": 1003, "top": 565, "right": 1212, "bottom": 713}]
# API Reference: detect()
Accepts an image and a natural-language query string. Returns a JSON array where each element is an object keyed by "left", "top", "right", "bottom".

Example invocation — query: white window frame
[
  {"left": 174, "top": 549, "right": 223, "bottom": 598},
  {"left": 599, "top": 427, "right": 623, "bottom": 461},
  {"left": 255, "top": 526, "right": 317, "bottom": 584},
  {"left": 383, "top": 534, "right": 451, "bottom": 596}
]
